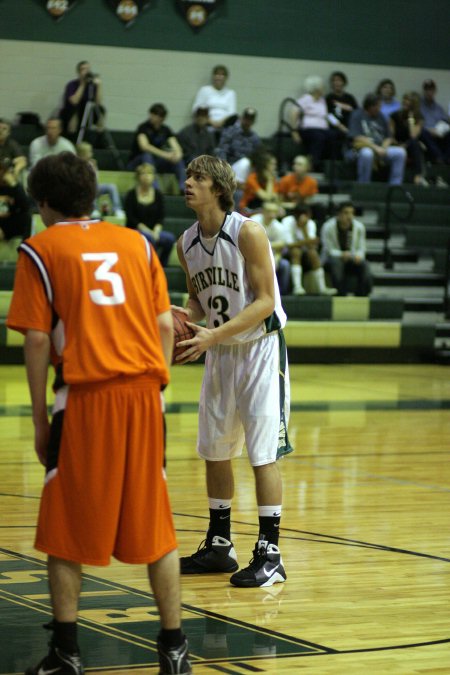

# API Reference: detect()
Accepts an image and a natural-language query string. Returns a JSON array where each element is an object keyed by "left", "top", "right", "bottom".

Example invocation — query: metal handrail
[
  {"left": 383, "top": 185, "right": 415, "bottom": 269},
  {"left": 274, "top": 98, "right": 301, "bottom": 171},
  {"left": 444, "top": 238, "right": 450, "bottom": 319}
]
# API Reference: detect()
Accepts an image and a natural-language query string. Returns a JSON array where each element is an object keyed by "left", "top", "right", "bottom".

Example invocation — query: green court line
[
  {"left": 2, "top": 399, "right": 450, "bottom": 418},
  {"left": 0, "top": 549, "right": 331, "bottom": 673}
]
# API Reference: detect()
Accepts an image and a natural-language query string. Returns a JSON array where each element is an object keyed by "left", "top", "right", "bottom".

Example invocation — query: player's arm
[
  {"left": 156, "top": 310, "right": 174, "bottom": 370},
  {"left": 175, "top": 236, "right": 205, "bottom": 322},
  {"left": 24, "top": 329, "right": 51, "bottom": 466},
  {"left": 179, "top": 221, "right": 275, "bottom": 361},
  {"left": 217, "top": 219, "right": 275, "bottom": 339}
]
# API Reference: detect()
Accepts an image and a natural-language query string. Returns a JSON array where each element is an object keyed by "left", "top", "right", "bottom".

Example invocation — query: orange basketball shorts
[{"left": 35, "top": 374, "right": 177, "bottom": 566}]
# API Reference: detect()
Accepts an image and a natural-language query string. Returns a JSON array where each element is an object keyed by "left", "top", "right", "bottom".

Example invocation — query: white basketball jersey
[{"left": 182, "top": 211, "right": 286, "bottom": 345}]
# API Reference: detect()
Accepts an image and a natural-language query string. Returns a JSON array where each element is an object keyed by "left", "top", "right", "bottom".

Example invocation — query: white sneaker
[
  {"left": 321, "top": 286, "right": 338, "bottom": 295},
  {"left": 292, "top": 287, "right": 306, "bottom": 296},
  {"left": 114, "top": 208, "right": 126, "bottom": 219}
]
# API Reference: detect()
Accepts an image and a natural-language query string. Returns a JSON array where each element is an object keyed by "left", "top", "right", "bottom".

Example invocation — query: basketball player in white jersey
[{"left": 175, "top": 155, "right": 293, "bottom": 587}]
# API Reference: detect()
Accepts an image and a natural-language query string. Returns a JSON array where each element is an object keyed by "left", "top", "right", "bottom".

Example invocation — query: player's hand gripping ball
[{"left": 171, "top": 308, "right": 196, "bottom": 364}]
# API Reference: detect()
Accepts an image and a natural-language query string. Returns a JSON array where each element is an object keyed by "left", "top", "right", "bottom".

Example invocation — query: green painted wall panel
[{"left": 1, "top": 0, "right": 449, "bottom": 69}]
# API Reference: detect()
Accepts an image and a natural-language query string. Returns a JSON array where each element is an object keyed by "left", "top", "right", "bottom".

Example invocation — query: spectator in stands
[
  {"left": 250, "top": 202, "right": 291, "bottom": 295},
  {"left": 124, "top": 163, "right": 175, "bottom": 267},
  {"left": 389, "top": 92, "right": 428, "bottom": 186},
  {"left": 0, "top": 118, "right": 27, "bottom": 180},
  {"left": 376, "top": 79, "right": 401, "bottom": 120},
  {"left": 192, "top": 65, "right": 237, "bottom": 136},
  {"left": 321, "top": 201, "right": 372, "bottom": 296},
  {"left": 420, "top": 79, "right": 450, "bottom": 164},
  {"left": 59, "top": 60, "right": 105, "bottom": 136},
  {"left": 128, "top": 103, "right": 186, "bottom": 192},
  {"left": 278, "top": 155, "right": 318, "bottom": 205},
  {"left": 216, "top": 107, "right": 262, "bottom": 187},
  {"left": 239, "top": 152, "right": 280, "bottom": 212},
  {"left": 326, "top": 71, "right": 359, "bottom": 158},
  {"left": 0, "top": 158, "right": 32, "bottom": 244},
  {"left": 326, "top": 71, "right": 359, "bottom": 130},
  {"left": 177, "top": 107, "right": 215, "bottom": 165},
  {"left": 347, "top": 93, "right": 406, "bottom": 184},
  {"left": 281, "top": 204, "right": 336, "bottom": 296},
  {"left": 76, "top": 142, "right": 125, "bottom": 218},
  {"left": 291, "top": 75, "right": 337, "bottom": 170},
  {"left": 29, "top": 117, "right": 75, "bottom": 168}
]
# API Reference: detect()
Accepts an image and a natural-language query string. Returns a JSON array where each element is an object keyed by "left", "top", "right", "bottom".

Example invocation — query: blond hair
[
  {"left": 187, "top": 155, "right": 236, "bottom": 211},
  {"left": 76, "top": 141, "right": 93, "bottom": 160}
]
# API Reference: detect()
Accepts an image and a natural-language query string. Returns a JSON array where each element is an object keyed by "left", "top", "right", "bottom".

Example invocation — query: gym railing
[
  {"left": 444, "top": 239, "right": 450, "bottom": 319},
  {"left": 382, "top": 185, "right": 415, "bottom": 269}
]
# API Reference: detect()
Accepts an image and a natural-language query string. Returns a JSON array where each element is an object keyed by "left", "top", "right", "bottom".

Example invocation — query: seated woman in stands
[
  {"left": 239, "top": 151, "right": 281, "bottom": 213},
  {"left": 291, "top": 75, "right": 338, "bottom": 170},
  {"left": 124, "top": 163, "right": 175, "bottom": 267},
  {"left": 389, "top": 92, "right": 428, "bottom": 186}
]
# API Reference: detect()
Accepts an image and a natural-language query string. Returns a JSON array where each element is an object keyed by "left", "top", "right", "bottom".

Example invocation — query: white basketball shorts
[{"left": 197, "top": 331, "right": 292, "bottom": 466}]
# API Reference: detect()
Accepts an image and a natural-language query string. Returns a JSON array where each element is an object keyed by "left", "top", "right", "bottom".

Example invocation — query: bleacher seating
[{"left": 3, "top": 121, "right": 450, "bottom": 363}]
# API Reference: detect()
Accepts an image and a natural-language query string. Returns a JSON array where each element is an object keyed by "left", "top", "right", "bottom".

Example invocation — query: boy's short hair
[
  {"left": 292, "top": 204, "right": 311, "bottom": 218},
  {"left": 149, "top": 103, "right": 168, "bottom": 118},
  {"left": 336, "top": 200, "right": 355, "bottom": 213},
  {"left": 212, "top": 64, "right": 229, "bottom": 78},
  {"left": 28, "top": 152, "right": 96, "bottom": 217},
  {"left": 187, "top": 155, "right": 236, "bottom": 212}
]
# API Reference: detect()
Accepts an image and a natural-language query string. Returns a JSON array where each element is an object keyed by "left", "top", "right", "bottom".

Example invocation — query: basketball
[{"left": 172, "top": 308, "right": 196, "bottom": 364}]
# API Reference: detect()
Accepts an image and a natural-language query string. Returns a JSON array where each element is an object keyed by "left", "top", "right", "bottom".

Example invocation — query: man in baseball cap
[{"left": 216, "top": 107, "right": 262, "bottom": 187}]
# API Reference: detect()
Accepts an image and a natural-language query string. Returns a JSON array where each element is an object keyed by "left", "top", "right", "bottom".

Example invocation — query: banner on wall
[
  {"left": 106, "top": 0, "right": 152, "bottom": 28},
  {"left": 41, "top": 0, "right": 80, "bottom": 21},
  {"left": 176, "top": 0, "right": 224, "bottom": 31}
]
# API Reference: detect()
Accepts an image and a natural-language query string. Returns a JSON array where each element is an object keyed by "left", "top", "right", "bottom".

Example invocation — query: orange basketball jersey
[{"left": 7, "top": 219, "right": 171, "bottom": 384}]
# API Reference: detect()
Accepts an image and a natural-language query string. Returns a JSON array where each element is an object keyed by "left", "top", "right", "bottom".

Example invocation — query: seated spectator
[
  {"left": 29, "top": 117, "right": 75, "bottom": 167},
  {"left": 347, "top": 94, "right": 406, "bottom": 184},
  {"left": 326, "top": 71, "right": 359, "bottom": 157},
  {"left": 177, "top": 107, "right": 215, "bottom": 164},
  {"left": 128, "top": 103, "right": 186, "bottom": 192},
  {"left": 76, "top": 142, "right": 125, "bottom": 217},
  {"left": 124, "top": 163, "right": 175, "bottom": 267},
  {"left": 192, "top": 65, "right": 237, "bottom": 135},
  {"left": 281, "top": 204, "right": 336, "bottom": 295},
  {"left": 389, "top": 92, "right": 427, "bottom": 185},
  {"left": 0, "top": 118, "right": 27, "bottom": 181},
  {"left": 59, "top": 60, "right": 105, "bottom": 136},
  {"left": 278, "top": 155, "right": 318, "bottom": 205},
  {"left": 420, "top": 79, "right": 450, "bottom": 164},
  {"left": 239, "top": 152, "right": 280, "bottom": 212},
  {"left": 376, "top": 79, "right": 401, "bottom": 120},
  {"left": 250, "top": 202, "right": 291, "bottom": 295},
  {"left": 326, "top": 71, "right": 359, "bottom": 130},
  {"left": 0, "top": 158, "right": 32, "bottom": 244},
  {"left": 321, "top": 201, "right": 372, "bottom": 296},
  {"left": 291, "top": 75, "right": 337, "bottom": 170},
  {"left": 215, "top": 107, "right": 262, "bottom": 186}
]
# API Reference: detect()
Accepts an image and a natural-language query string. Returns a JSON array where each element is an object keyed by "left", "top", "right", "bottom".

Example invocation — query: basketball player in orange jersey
[{"left": 7, "top": 153, "right": 191, "bottom": 675}]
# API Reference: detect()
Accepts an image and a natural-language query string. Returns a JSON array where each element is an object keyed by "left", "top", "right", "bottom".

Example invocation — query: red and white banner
[{"left": 176, "top": 0, "right": 224, "bottom": 31}]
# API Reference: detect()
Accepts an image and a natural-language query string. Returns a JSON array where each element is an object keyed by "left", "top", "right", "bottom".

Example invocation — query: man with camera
[{"left": 60, "top": 60, "right": 106, "bottom": 137}]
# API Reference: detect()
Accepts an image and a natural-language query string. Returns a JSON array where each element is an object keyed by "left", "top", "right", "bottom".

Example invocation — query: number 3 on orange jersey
[{"left": 81, "top": 252, "right": 126, "bottom": 306}]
